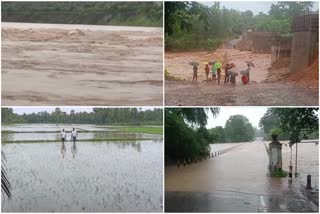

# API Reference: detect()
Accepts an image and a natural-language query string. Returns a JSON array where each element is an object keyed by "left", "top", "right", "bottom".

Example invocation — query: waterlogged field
[{"left": 1, "top": 124, "right": 163, "bottom": 212}]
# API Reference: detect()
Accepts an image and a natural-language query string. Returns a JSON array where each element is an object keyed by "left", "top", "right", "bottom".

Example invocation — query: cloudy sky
[
  {"left": 206, "top": 106, "right": 268, "bottom": 128},
  {"left": 204, "top": 1, "right": 319, "bottom": 15},
  {"left": 12, "top": 107, "right": 158, "bottom": 115}
]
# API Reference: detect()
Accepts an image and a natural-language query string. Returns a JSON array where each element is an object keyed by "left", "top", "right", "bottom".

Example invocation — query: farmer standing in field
[
  {"left": 61, "top": 129, "right": 66, "bottom": 144},
  {"left": 71, "top": 128, "right": 78, "bottom": 143},
  {"left": 61, "top": 129, "right": 66, "bottom": 158}
]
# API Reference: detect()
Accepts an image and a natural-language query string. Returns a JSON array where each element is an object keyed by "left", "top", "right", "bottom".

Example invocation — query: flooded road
[
  {"left": 165, "top": 141, "right": 318, "bottom": 212},
  {"left": 165, "top": 49, "right": 318, "bottom": 106},
  {"left": 2, "top": 124, "right": 163, "bottom": 212},
  {"left": 2, "top": 22, "right": 163, "bottom": 105}
]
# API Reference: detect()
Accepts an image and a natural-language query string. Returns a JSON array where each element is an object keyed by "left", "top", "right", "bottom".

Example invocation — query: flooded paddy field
[{"left": 1, "top": 124, "right": 163, "bottom": 212}]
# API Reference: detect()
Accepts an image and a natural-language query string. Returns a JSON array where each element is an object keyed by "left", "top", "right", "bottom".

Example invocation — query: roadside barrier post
[
  {"left": 289, "top": 165, "right": 293, "bottom": 182},
  {"left": 306, "top": 175, "right": 312, "bottom": 189}
]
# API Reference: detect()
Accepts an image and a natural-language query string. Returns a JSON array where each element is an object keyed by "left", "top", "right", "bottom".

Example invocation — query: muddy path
[
  {"left": 165, "top": 49, "right": 318, "bottom": 106},
  {"left": 2, "top": 22, "right": 163, "bottom": 105}
]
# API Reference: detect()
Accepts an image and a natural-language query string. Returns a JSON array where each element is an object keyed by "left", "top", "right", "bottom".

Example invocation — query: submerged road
[{"left": 165, "top": 141, "right": 319, "bottom": 212}]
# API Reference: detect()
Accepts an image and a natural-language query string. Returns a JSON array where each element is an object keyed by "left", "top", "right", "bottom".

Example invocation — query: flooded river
[
  {"left": 2, "top": 22, "right": 163, "bottom": 105},
  {"left": 1, "top": 124, "right": 163, "bottom": 212}
]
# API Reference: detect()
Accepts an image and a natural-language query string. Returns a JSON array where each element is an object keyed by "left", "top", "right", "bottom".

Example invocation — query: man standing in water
[
  {"left": 61, "top": 129, "right": 66, "bottom": 158},
  {"left": 71, "top": 128, "right": 78, "bottom": 143},
  {"left": 71, "top": 128, "right": 78, "bottom": 158},
  {"left": 61, "top": 129, "right": 66, "bottom": 144}
]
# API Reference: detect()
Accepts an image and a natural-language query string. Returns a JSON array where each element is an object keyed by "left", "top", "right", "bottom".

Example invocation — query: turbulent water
[{"left": 1, "top": 124, "right": 163, "bottom": 212}]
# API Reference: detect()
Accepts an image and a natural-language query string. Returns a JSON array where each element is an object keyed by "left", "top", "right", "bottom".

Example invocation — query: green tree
[
  {"left": 224, "top": 115, "right": 255, "bottom": 142},
  {"left": 269, "top": 108, "right": 319, "bottom": 144},
  {"left": 165, "top": 108, "right": 220, "bottom": 162},
  {"left": 209, "top": 126, "right": 225, "bottom": 143}
]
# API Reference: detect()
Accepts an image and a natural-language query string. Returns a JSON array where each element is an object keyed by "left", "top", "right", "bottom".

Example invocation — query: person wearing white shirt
[
  {"left": 61, "top": 129, "right": 66, "bottom": 144},
  {"left": 71, "top": 128, "right": 78, "bottom": 143}
]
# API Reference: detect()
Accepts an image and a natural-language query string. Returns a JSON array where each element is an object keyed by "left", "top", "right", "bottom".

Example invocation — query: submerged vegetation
[
  {"left": 1, "top": 2, "right": 163, "bottom": 27},
  {"left": 165, "top": 1, "right": 317, "bottom": 51}
]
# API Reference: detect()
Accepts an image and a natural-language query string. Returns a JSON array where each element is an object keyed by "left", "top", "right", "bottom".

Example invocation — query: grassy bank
[{"left": 117, "top": 126, "right": 163, "bottom": 135}]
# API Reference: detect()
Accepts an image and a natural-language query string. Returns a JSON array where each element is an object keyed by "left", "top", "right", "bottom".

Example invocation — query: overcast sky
[
  {"left": 12, "top": 107, "right": 158, "bottom": 115},
  {"left": 204, "top": 1, "right": 319, "bottom": 15},
  {"left": 206, "top": 106, "right": 268, "bottom": 128}
]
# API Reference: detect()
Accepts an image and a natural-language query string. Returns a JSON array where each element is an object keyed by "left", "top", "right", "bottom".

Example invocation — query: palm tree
[{"left": 1, "top": 151, "right": 11, "bottom": 199}]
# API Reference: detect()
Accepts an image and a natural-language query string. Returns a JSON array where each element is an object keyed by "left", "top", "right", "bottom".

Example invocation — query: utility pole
[{"left": 295, "top": 142, "right": 298, "bottom": 177}]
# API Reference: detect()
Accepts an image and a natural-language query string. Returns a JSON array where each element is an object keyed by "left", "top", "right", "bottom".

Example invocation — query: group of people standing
[
  {"left": 61, "top": 128, "right": 78, "bottom": 143},
  {"left": 60, "top": 128, "right": 78, "bottom": 158},
  {"left": 192, "top": 61, "right": 252, "bottom": 85}
]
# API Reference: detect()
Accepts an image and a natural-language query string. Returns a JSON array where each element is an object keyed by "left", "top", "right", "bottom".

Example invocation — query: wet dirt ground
[
  {"left": 2, "top": 22, "right": 163, "bottom": 105},
  {"left": 165, "top": 50, "right": 318, "bottom": 106},
  {"left": 165, "top": 141, "right": 319, "bottom": 212}
]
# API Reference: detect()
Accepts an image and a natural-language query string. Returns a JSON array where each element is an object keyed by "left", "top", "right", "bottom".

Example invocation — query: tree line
[
  {"left": 1, "top": 108, "right": 163, "bottom": 126},
  {"left": 1, "top": 2, "right": 163, "bottom": 27},
  {"left": 165, "top": 1, "right": 317, "bottom": 51},
  {"left": 165, "top": 108, "right": 256, "bottom": 163},
  {"left": 259, "top": 108, "right": 319, "bottom": 142}
]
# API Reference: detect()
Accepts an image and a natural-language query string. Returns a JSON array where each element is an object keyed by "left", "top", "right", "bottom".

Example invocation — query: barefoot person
[
  {"left": 204, "top": 64, "right": 210, "bottom": 82},
  {"left": 192, "top": 65, "right": 198, "bottom": 82}
]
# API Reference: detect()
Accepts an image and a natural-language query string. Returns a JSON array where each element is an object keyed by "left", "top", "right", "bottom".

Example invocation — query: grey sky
[
  {"left": 12, "top": 107, "right": 158, "bottom": 115},
  {"left": 203, "top": 1, "right": 319, "bottom": 15},
  {"left": 206, "top": 106, "right": 268, "bottom": 128}
]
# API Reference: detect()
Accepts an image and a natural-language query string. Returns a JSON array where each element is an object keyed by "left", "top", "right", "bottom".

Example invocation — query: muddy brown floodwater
[
  {"left": 2, "top": 22, "right": 163, "bottom": 105},
  {"left": 165, "top": 141, "right": 319, "bottom": 212},
  {"left": 165, "top": 49, "right": 318, "bottom": 106}
]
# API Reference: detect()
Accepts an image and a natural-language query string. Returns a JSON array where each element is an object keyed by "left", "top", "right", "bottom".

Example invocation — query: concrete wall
[
  {"left": 289, "top": 14, "right": 319, "bottom": 73},
  {"left": 271, "top": 37, "right": 292, "bottom": 64},
  {"left": 251, "top": 32, "right": 281, "bottom": 54}
]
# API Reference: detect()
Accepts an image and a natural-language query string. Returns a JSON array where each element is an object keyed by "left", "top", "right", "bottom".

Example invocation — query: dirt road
[
  {"left": 2, "top": 22, "right": 163, "bottom": 105},
  {"left": 165, "top": 49, "right": 318, "bottom": 106}
]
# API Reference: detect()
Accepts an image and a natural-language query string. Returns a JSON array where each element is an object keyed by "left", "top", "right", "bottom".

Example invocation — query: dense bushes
[
  {"left": 165, "top": 108, "right": 219, "bottom": 162},
  {"left": 165, "top": 1, "right": 316, "bottom": 51},
  {"left": 1, "top": 2, "right": 163, "bottom": 27}
]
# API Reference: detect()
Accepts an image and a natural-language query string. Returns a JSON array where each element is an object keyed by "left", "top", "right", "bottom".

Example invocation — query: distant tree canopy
[
  {"left": 224, "top": 115, "right": 255, "bottom": 142},
  {"left": 259, "top": 108, "right": 319, "bottom": 142},
  {"left": 165, "top": 1, "right": 316, "bottom": 51},
  {"left": 1, "top": 108, "right": 163, "bottom": 126},
  {"left": 165, "top": 108, "right": 219, "bottom": 162},
  {"left": 1, "top": 2, "right": 163, "bottom": 27}
]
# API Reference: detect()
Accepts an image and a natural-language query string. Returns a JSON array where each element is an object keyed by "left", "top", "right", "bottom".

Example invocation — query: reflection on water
[
  {"left": 2, "top": 140, "right": 163, "bottom": 212},
  {"left": 71, "top": 142, "right": 78, "bottom": 159},
  {"left": 61, "top": 142, "right": 66, "bottom": 158}
]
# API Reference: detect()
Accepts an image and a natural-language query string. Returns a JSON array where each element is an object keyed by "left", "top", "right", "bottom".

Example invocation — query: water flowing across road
[{"left": 165, "top": 141, "right": 319, "bottom": 212}]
